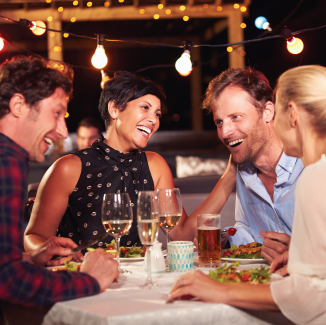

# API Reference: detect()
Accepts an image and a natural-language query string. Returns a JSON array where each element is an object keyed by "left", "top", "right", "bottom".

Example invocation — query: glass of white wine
[
  {"left": 137, "top": 190, "right": 160, "bottom": 289},
  {"left": 158, "top": 188, "right": 182, "bottom": 248},
  {"left": 101, "top": 193, "right": 133, "bottom": 274}
]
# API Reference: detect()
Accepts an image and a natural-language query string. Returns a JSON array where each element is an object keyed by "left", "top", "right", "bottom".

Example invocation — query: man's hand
[
  {"left": 270, "top": 251, "right": 289, "bottom": 276},
  {"left": 30, "top": 236, "right": 84, "bottom": 267},
  {"left": 81, "top": 249, "right": 119, "bottom": 292},
  {"left": 260, "top": 231, "right": 291, "bottom": 264}
]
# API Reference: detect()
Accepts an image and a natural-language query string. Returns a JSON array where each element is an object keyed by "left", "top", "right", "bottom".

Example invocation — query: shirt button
[
  {"left": 289, "top": 167, "right": 293, "bottom": 171},
  {"left": 277, "top": 167, "right": 281, "bottom": 171}
]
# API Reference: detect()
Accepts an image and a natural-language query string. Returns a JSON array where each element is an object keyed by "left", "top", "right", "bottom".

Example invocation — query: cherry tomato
[
  {"left": 228, "top": 227, "right": 237, "bottom": 236},
  {"left": 241, "top": 271, "right": 249, "bottom": 282},
  {"left": 122, "top": 249, "right": 129, "bottom": 255},
  {"left": 258, "top": 275, "right": 266, "bottom": 280},
  {"left": 223, "top": 250, "right": 232, "bottom": 256},
  {"left": 257, "top": 252, "right": 261, "bottom": 257},
  {"left": 106, "top": 245, "right": 115, "bottom": 250}
]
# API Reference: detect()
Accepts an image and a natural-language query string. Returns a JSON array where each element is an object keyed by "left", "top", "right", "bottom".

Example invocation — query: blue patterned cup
[{"left": 167, "top": 241, "right": 194, "bottom": 272}]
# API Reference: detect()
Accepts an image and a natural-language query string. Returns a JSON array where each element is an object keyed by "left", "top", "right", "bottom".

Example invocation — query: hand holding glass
[
  {"left": 137, "top": 190, "right": 159, "bottom": 289},
  {"left": 101, "top": 193, "right": 133, "bottom": 274}
]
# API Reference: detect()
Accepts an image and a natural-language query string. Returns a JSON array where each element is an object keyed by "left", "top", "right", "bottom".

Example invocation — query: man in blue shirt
[{"left": 202, "top": 67, "right": 304, "bottom": 263}]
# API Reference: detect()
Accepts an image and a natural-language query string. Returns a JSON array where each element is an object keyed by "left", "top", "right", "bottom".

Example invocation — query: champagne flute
[
  {"left": 101, "top": 193, "right": 133, "bottom": 274},
  {"left": 137, "top": 190, "right": 160, "bottom": 289},
  {"left": 158, "top": 188, "right": 182, "bottom": 248}
]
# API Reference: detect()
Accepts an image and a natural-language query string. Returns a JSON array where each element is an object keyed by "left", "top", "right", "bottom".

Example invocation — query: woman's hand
[
  {"left": 269, "top": 251, "right": 289, "bottom": 276},
  {"left": 29, "top": 236, "right": 84, "bottom": 267},
  {"left": 169, "top": 270, "right": 226, "bottom": 303}
]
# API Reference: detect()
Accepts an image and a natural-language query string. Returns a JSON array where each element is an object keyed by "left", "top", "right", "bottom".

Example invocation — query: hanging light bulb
[
  {"left": 30, "top": 20, "right": 46, "bottom": 36},
  {"left": 254, "top": 16, "right": 267, "bottom": 29},
  {"left": 0, "top": 38, "right": 4, "bottom": 51},
  {"left": 175, "top": 41, "right": 195, "bottom": 77},
  {"left": 91, "top": 35, "right": 108, "bottom": 69},
  {"left": 282, "top": 28, "right": 304, "bottom": 55},
  {"left": 100, "top": 70, "right": 110, "bottom": 89},
  {"left": 287, "top": 37, "right": 304, "bottom": 55}
]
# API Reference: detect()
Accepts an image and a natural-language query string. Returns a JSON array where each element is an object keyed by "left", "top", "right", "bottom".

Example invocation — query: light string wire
[{"left": 1, "top": 13, "right": 326, "bottom": 73}]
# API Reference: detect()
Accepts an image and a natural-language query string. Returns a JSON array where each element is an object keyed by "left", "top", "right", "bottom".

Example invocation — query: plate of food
[
  {"left": 48, "top": 261, "right": 82, "bottom": 272},
  {"left": 221, "top": 242, "right": 267, "bottom": 264},
  {"left": 208, "top": 262, "right": 271, "bottom": 284},
  {"left": 87, "top": 240, "right": 147, "bottom": 262}
]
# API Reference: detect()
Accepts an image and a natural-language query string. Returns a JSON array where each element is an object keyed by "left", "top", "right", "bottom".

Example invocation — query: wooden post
[
  {"left": 190, "top": 47, "right": 203, "bottom": 130},
  {"left": 227, "top": 9, "right": 245, "bottom": 69},
  {"left": 47, "top": 10, "right": 65, "bottom": 161}
]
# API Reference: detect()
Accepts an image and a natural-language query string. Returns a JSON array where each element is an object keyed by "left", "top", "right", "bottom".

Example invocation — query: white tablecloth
[{"left": 42, "top": 258, "right": 293, "bottom": 325}]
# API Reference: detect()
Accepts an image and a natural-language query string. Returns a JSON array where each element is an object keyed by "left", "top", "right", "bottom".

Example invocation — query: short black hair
[
  {"left": 203, "top": 67, "right": 275, "bottom": 114},
  {"left": 77, "top": 117, "right": 102, "bottom": 133},
  {"left": 0, "top": 56, "right": 73, "bottom": 119},
  {"left": 98, "top": 71, "right": 166, "bottom": 128}
]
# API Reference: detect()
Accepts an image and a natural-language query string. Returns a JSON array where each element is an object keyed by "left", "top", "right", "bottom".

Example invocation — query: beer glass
[{"left": 197, "top": 214, "right": 221, "bottom": 266}]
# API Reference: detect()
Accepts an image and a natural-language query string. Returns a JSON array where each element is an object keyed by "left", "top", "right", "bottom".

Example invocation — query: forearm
[
  {"left": 24, "top": 233, "right": 48, "bottom": 252},
  {"left": 224, "top": 283, "right": 278, "bottom": 311},
  {"left": 191, "top": 167, "right": 236, "bottom": 216}
]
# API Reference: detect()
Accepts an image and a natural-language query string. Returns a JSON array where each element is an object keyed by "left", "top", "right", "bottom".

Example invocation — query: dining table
[{"left": 41, "top": 253, "right": 295, "bottom": 325}]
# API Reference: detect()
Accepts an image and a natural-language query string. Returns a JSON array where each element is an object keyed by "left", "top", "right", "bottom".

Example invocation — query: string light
[
  {"left": 166, "top": 9, "right": 171, "bottom": 14},
  {"left": 233, "top": 3, "right": 239, "bottom": 9},
  {"left": 104, "top": 1, "right": 110, "bottom": 7},
  {"left": 0, "top": 38, "right": 4, "bottom": 51},
  {"left": 175, "top": 41, "right": 195, "bottom": 77},
  {"left": 30, "top": 21, "right": 46, "bottom": 36},
  {"left": 254, "top": 16, "right": 272, "bottom": 31},
  {"left": 240, "top": 23, "right": 246, "bottom": 29},
  {"left": 91, "top": 34, "right": 108, "bottom": 69},
  {"left": 180, "top": 5, "right": 186, "bottom": 11},
  {"left": 217, "top": 6, "right": 222, "bottom": 11},
  {"left": 139, "top": 9, "right": 145, "bottom": 14},
  {"left": 63, "top": 33, "right": 69, "bottom": 38},
  {"left": 183, "top": 16, "right": 189, "bottom": 21},
  {"left": 227, "top": 46, "right": 233, "bottom": 52},
  {"left": 240, "top": 6, "right": 247, "bottom": 12},
  {"left": 73, "top": 1, "right": 78, "bottom": 5},
  {"left": 58, "top": 7, "right": 63, "bottom": 12},
  {"left": 47, "top": 16, "right": 53, "bottom": 22},
  {"left": 87, "top": 2, "right": 93, "bottom": 7},
  {"left": 71, "top": 17, "right": 76, "bottom": 22},
  {"left": 158, "top": 4, "right": 163, "bottom": 9},
  {"left": 282, "top": 28, "right": 304, "bottom": 55},
  {"left": 154, "top": 14, "right": 159, "bottom": 19}
]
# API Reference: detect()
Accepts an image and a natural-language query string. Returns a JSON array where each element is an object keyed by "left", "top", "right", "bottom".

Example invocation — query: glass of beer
[{"left": 197, "top": 214, "right": 221, "bottom": 266}]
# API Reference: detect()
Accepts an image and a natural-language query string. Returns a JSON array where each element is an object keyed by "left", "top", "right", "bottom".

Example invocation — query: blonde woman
[{"left": 170, "top": 65, "right": 326, "bottom": 324}]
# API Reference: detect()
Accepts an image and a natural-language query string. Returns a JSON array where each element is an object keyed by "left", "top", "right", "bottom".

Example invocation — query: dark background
[{"left": 1, "top": 0, "right": 325, "bottom": 132}]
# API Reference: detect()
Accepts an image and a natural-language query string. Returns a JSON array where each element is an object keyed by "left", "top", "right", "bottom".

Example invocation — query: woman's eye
[{"left": 156, "top": 112, "right": 162, "bottom": 118}]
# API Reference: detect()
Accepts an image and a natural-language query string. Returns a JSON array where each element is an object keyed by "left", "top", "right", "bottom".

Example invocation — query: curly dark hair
[
  {"left": 0, "top": 56, "right": 73, "bottom": 119},
  {"left": 98, "top": 71, "right": 166, "bottom": 128},
  {"left": 202, "top": 67, "right": 275, "bottom": 114}
]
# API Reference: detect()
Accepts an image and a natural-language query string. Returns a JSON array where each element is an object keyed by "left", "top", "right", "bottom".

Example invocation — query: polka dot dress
[{"left": 56, "top": 134, "right": 154, "bottom": 250}]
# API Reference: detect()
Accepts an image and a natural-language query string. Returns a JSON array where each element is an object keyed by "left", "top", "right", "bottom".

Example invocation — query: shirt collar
[{"left": 276, "top": 152, "right": 297, "bottom": 174}]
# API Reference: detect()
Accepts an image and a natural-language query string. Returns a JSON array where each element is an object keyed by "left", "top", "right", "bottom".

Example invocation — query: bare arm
[
  {"left": 146, "top": 152, "right": 191, "bottom": 240},
  {"left": 24, "top": 154, "right": 82, "bottom": 252},
  {"left": 169, "top": 270, "right": 278, "bottom": 311},
  {"left": 170, "top": 155, "right": 237, "bottom": 241}
]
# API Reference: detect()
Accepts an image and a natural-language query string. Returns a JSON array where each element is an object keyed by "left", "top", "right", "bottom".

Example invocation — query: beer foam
[{"left": 198, "top": 226, "right": 220, "bottom": 230}]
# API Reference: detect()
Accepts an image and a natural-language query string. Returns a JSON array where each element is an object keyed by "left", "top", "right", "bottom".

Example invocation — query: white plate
[
  {"left": 118, "top": 249, "right": 167, "bottom": 262},
  {"left": 221, "top": 249, "right": 267, "bottom": 265}
]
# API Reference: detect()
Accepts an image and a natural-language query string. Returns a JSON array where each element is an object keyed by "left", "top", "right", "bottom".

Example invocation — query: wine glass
[
  {"left": 101, "top": 193, "right": 133, "bottom": 274},
  {"left": 158, "top": 188, "right": 182, "bottom": 248},
  {"left": 137, "top": 190, "right": 160, "bottom": 289}
]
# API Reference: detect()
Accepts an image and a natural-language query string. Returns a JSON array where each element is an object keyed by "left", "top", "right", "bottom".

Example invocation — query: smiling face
[
  {"left": 107, "top": 94, "right": 161, "bottom": 153},
  {"left": 212, "top": 86, "right": 270, "bottom": 164},
  {"left": 22, "top": 87, "right": 69, "bottom": 163}
]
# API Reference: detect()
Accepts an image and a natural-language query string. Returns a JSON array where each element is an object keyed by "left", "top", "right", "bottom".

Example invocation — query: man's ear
[
  {"left": 288, "top": 101, "right": 298, "bottom": 128},
  {"left": 107, "top": 100, "right": 119, "bottom": 120},
  {"left": 8, "top": 93, "right": 28, "bottom": 118},
  {"left": 263, "top": 101, "right": 275, "bottom": 123}
]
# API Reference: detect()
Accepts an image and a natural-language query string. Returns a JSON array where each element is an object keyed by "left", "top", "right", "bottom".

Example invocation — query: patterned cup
[{"left": 167, "top": 241, "right": 194, "bottom": 272}]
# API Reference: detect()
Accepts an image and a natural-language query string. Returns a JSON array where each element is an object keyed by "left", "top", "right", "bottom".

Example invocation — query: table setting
[{"left": 42, "top": 189, "right": 294, "bottom": 325}]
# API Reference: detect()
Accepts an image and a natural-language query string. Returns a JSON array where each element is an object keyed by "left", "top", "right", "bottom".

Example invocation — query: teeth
[
  {"left": 137, "top": 126, "right": 151, "bottom": 135},
  {"left": 229, "top": 139, "right": 244, "bottom": 146},
  {"left": 44, "top": 137, "right": 53, "bottom": 145}
]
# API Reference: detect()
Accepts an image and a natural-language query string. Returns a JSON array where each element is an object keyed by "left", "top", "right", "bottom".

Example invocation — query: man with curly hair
[{"left": 0, "top": 56, "right": 118, "bottom": 313}]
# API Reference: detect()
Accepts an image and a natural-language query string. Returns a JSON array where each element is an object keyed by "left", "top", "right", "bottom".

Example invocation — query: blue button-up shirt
[{"left": 228, "top": 152, "right": 304, "bottom": 246}]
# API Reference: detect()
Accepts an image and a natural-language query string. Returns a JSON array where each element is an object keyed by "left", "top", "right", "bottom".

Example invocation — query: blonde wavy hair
[{"left": 276, "top": 65, "right": 326, "bottom": 135}]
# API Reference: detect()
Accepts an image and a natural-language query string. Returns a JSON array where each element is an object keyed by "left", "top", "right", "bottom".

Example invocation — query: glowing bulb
[
  {"left": 139, "top": 8, "right": 145, "bottom": 14},
  {"left": 175, "top": 50, "right": 192, "bottom": 77},
  {"left": 63, "top": 33, "right": 69, "bottom": 38},
  {"left": 180, "top": 5, "right": 186, "bottom": 11},
  {"left": 217, "top": 6, "right": 222, "bottom": 11},
  {"left": 183, "top": 16, "right": 189, "bottom": 21},
  {"left": 227, "top": 46, "right": 233, "bottom": 52},
  {"left": 233, "top": 3, "right": 239, "bottom": 9},
  {"left": 92, "top": 36, "right": 108, "bottom": 69},
  {"left": 0, "top": 38, "right": 4, "bottom": 51},
  {"left": 240, "top": 23, "right": 246, "bottom": 29},
  {"left": 30, "top": 21, "right": 46, "bottom": 36},
  {"left": 158, "top": 4, "right": 163, "bottom": 9},
  {"left": 255, "top": 16, "right": 267, "bottom": 29},
  {"left": 287, "top": 37, "right": 304, "bottom": 55},
  {"left": 166, "top": 9, "right": 171, "bottom": 14},
  {"left": 71, "top": 17, "right": 76, "bottom": 22},
  {"left": 240, "top": 6, "right": 246, "bottom": 12},
  {"left": 47, "top": 16, "right": 53, "bottom": 22},
  {"left": 73, "top": 0, "right": 78, "bottom": 5},
  {"left": 154, "top": 14, "right": 159, "bottom": 19}
]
